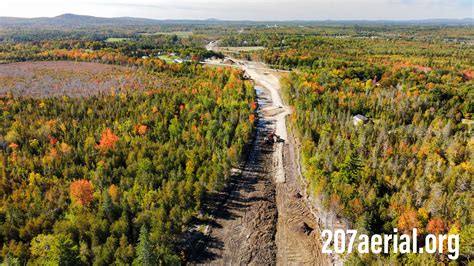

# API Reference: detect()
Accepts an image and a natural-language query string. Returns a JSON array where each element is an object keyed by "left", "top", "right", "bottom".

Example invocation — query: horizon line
[{"left": 1, "top": 13, "right": 473, "bottom": 23}]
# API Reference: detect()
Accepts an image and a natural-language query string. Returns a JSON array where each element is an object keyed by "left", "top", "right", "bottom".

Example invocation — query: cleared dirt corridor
[{"left": 188, "top": 56, "right": 330, "bottom": 265}]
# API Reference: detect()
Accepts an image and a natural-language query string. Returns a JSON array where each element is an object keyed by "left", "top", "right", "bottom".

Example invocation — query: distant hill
[
  {"left": 0, "top": 14, "right": 168, "bottom": 27},
  {"left": 0, "top": 14, "right": 472, "bottom": 27}
]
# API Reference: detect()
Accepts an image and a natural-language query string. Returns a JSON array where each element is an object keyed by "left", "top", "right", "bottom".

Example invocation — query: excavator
[{"left": 264, "top": 131, "right": 283, "bottom": 145}]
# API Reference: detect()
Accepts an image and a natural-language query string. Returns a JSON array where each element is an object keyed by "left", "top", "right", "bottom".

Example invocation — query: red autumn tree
[
  {"left": 49, "top": 136, "right": 58, "bottom": 145},
  {"left": 96, "top": 128, "right": 119, "bottom": 152},
  {"left": 191, "top": 54, "right": 200, "bottom": 62},
  {"left": 70, "top": 180, "right": 94, "bottom": 207},
  {"left": 250, "top": 101, "right": 257, "bottom": 110},
  {"left": 426, "top": 218, "right": 445, "bottom": 235}
]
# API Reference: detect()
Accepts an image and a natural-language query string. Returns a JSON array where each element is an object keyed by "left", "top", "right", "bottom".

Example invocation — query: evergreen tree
[
  {"left": 134, "top": 225, "right": 154, "bottom": 266},
  {"left": 340, "top": 149, "right": 362, "bottom": 184}
]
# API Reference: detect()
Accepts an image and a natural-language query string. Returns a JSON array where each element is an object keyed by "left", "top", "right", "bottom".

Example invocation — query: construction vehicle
[{"left": 264, "top": 131, "right": 283, "bottom": 145}]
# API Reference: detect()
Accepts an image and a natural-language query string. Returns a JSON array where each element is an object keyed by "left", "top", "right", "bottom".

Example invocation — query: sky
[{"left": 1, "top": 0, "right": 473, "bottom": 20}]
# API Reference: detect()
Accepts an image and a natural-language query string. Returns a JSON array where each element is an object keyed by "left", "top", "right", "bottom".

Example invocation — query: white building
[{"left": 353, "top": 114, "right": 368, "bottom": 126}]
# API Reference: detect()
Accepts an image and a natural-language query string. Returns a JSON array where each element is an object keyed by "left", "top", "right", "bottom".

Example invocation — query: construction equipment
[{"left": 264, "top": 131, "right": 283, "bottom": 145}]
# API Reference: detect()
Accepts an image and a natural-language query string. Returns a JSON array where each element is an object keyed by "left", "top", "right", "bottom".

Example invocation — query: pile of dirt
[
  {"left": 292, "top": 222, "right": 313, "bottom": 235},
  {"left": 222, "top": 58, "right": 236, "bottom": 65},
  {"left": 293, "top": 192, "right": 303, "bottom": 199}
]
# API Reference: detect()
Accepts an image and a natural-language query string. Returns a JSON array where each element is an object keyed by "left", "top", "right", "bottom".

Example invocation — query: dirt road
[
  {"left": 244, "top": 61, "right": 329, "bottom": 265},
  {"left": 189, "top": 48, "right": 331, "bottom": 265}
]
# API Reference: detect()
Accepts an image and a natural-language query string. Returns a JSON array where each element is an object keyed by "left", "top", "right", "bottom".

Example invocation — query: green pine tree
[
  {"left": 340, "top": 149, "right": 362, "bottom": 184},
  {"left": 134, "top": 225, "right": 154, "bottom": 266}
]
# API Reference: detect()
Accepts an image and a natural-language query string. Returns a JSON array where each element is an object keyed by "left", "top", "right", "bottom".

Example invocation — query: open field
[
  {"left": 217, "top": 46, "right": 266, "bottom": 52},
  {"left": 158, "top": 55, "right": 180, "bottom": 63},
  {"left": 0, "top": 61, "right": 146, "bottom": 97},
  {"left": 105, "top": 37, "right": 131, "bottom": 42},
  {"left": 141, "top": 31, "right": 193, "bottom": 37}
]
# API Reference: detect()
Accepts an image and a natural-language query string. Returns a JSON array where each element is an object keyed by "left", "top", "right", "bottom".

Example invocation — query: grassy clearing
[
  {"left": 142, "top": 31, "right": 193, "bottom": 37},
  {"left": 218, "top": 46, "right": 266, "bottom": 52},
  {"left": 105, "top": 37, "right": 131, "bottom": 43},
  {"left": 158, "top": 55, "right": 181, "bottom": 63}
]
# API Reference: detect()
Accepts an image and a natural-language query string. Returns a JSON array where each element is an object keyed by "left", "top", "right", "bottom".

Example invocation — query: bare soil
[
  {"left": 276, "top": 127, "right": 329, "bottom": 265},
  {"left": 190, "top": 54, "right": 331, "bottom": 265}
]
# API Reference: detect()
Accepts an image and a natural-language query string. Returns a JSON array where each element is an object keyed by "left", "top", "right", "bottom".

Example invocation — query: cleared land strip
[
  {"left": 188, "top": 85, "right": 278, "bottom": 265},
  {"left": 196, "top": 49, "right": 330, "bottom": 265},
  {"left": 245, "top": 61, "right": 330, "bottom": 265}
]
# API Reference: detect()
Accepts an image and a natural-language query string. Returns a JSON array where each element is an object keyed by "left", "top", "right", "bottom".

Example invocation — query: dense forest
[
  {"left": 0, "top": 33, "right": 256, "bottom": 264},
  {"left": 268, "top": 33, "right": 473, "bottom": 263},
  {"left": 0, "top": 38, "right": 223, "bottom": 66}
]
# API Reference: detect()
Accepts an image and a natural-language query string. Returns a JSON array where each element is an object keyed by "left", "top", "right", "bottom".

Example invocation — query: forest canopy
[
  {"left": 0, "top": 35, "right": 256, "bottom": 264},
  {"left": 270, "top": 32, "right": 473, "bottom": 264}
]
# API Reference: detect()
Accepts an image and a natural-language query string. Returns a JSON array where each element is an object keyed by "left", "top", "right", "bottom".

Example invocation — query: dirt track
[
  {"left": 276, "top": 129, "right": 328, "bottom": 265},
  {"left": 246, "top": 62, "right": 329, "bottom": 265},
  {"left": 187, "top": 85, "right": 278, "bottom": 265},
  {"left": 189, "top": 50, "right": 331, "bottom": 265}
]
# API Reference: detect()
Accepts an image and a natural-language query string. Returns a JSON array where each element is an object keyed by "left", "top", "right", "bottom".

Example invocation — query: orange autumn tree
[
  {"left": 398, "top": 209, "right": 420, "bottom": 234},
  {"left": 250, "top": 101, "right": 257, "bottom": 111},
  {"left": 427, "top": 218, "right": 445, "bottom": 235},
  {"left": 108, "top": 184, "right": 120, "bottom": 203},
  {"left": 134, "top": 124, "right": 148, "bottom": 136},
  {"left": 96, "top": 128, "right": 119, "bottom": 152},
  {"left": 70, "top": 180, "right": 94, "bottom": 207},
  {"left": 249, "top": 114, "right": 256, "bottom": 124}
]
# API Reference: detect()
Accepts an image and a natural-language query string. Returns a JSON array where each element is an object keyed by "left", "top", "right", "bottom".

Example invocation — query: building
[
  {"left": 353, "top": 114, "right": 368, "bottom": 126},
  {"left": 222, "top": 58, "right": 236, "bottom": 65}
]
